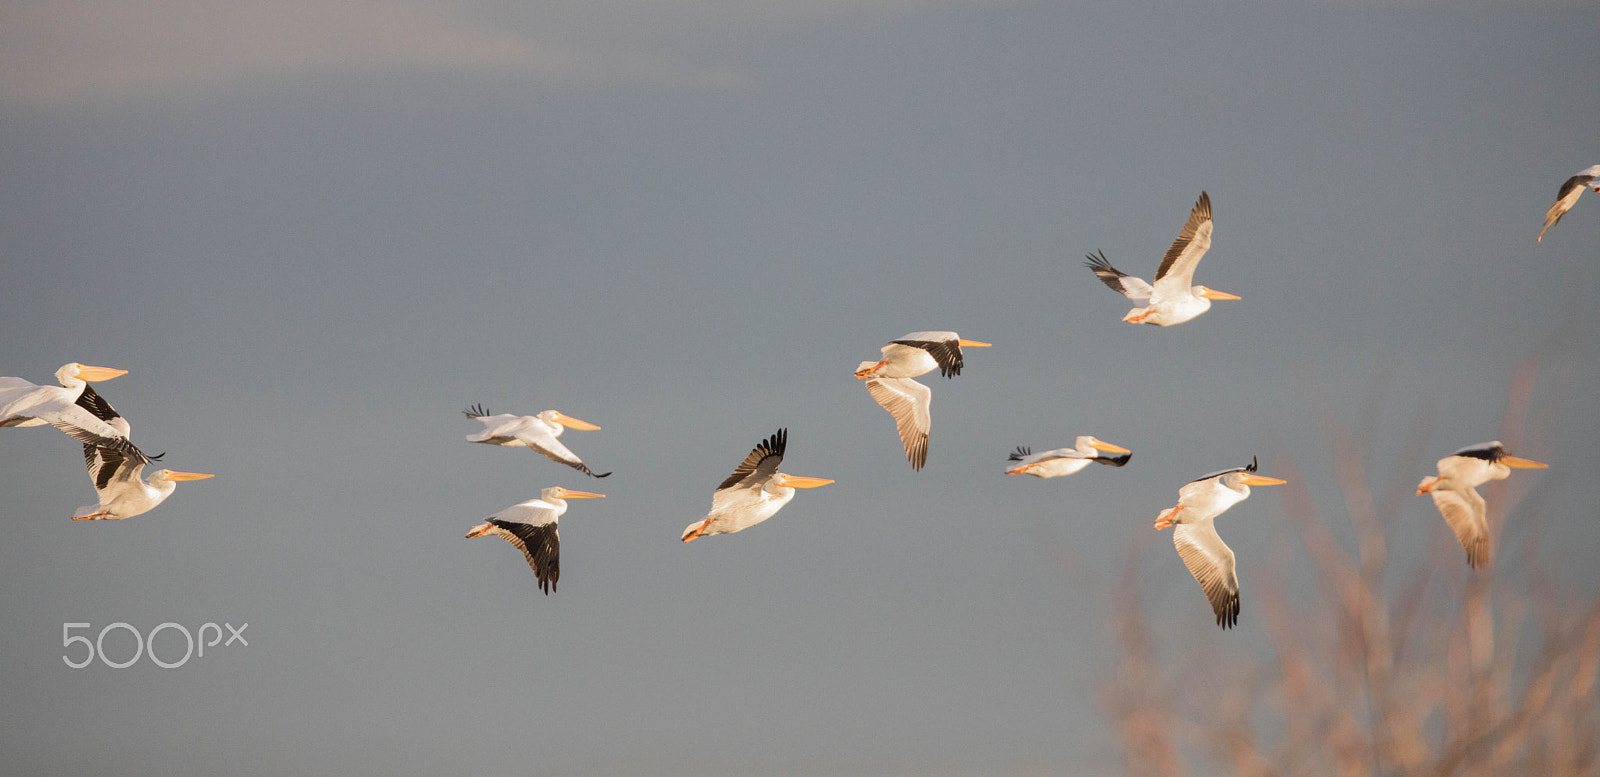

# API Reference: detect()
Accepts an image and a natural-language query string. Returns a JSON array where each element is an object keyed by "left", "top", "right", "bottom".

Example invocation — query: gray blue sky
[{"left": 2, "top": 1, "right": 1598, "bottom": 773}]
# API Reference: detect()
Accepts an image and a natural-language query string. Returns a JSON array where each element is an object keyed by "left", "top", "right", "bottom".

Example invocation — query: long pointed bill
[
  {"left": 554, "top": 413, "right": 601, "bottom": 431},
  {"left": 1090, "top": 439, "right": 1131, "bottom": 454},
  {"left": 75, "top": 365, "right": 129, "bottom": 382},
  {"left": 778, "top": 476, "right": 833, "bottom": 489},
  {"left": 957, "top": 339, "right": 992, "bottom": 348},
  {"left": 162, "top": 471, "right": 215, "bottom": 482},
  {"left": 1200, "top": 289, "right": 1241, "bottom": 300},
  {"left": 1501, "top": 456, "right": 1548, "bottom": 469},
  {"left": 1240, "top": 474, "right": 1286, "bottom": 486},
  {"left": 558, "top": 490, "right": 605, "bottom": 499}
]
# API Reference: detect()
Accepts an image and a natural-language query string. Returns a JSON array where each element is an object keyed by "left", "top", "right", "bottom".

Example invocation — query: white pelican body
[
  {"left": 1152, "top": 458, "right": 1286, "bottom": 629},
  {"left": 856, "top": 333, "right": 989, "bottom": 470},
  {"left": 1538, "top": 164, "right": 1600, "bottom": 242},
  {"left": 1416, "top": 441, "right": 1547, "bottom": 568},
  {"left": 1005, "top": 436, "right": 1131, "bottom": 478},
  {"left": 72, "top": 444, "right": 212, "bottom": 520},
  {"left": 463, "top": 404, "right": 610, "bottom": 477},
  {"left": 1085, "top": 192, "right": 1239, "bottom": 326},
  {"left": 465, "top": 486, "right": 605, "bottom": 594},
  {"left": 1, "top": 363, "right": 151, "bottom": 455},
  {"left": 681, "top": 428, "right": 832, "bottom": 542}
]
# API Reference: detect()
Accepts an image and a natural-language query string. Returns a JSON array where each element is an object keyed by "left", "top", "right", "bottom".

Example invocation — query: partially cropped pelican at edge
[
  {"left": 1153, "top": 457, "right": 1286, "bottom": 629},
  {"left": 1538, "top": 164, "right": 1600, "bottom": 242},
  {"left": 1416, "top": 442, "right": 1547, "bottom": 568},
  {"left": 72, "top": 444, "right": 212, "bottom": 520},
  {"left": 1005, "top": 436, "right": 1131, "bottom": 478},
  {"left": 463, "top": 404, "right": 610, "bottom": 477},
  {"left": 1085, "top": 191, "right": 1239, "bottom": 326},
  {"left": 856, "top": 332, "right": 990, "bottom": 470},
  {"left": 1, "top": 363, "right": 153, "bottom": 457},
  {"left": 682, "top": 428, "right": 832, "bottom": 542},
  {"left": 465, "top": 487, "right": 605, "bottom": 594}
]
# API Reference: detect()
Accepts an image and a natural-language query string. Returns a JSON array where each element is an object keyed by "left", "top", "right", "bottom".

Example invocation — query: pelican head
[
  {"left": 1081, "top": 436, "right": 1131, "bottom": 454},
  {"left": 543, "top": 486, "right": 605, "bottom": 501},
  {"left": 539, "top": 410, "right": 602, "bottom": 431},
  {"left": 56, "top": 363, "right": 129, "bottom": 385}
]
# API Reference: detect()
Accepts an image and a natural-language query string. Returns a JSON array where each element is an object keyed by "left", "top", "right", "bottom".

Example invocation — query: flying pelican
[
  {"left": 681, "top": 428, "right": 832, "bottom": 542},
  {"left": 1005, "top": 436, "right": 1131, "bottom": 478},
  {"left": 1152, "top": 457, "right": 1286, "bottom": 629},
  {"left": 1, "top": 363, "right": 153, "bottom": 456},
  {"left": 1416, "top": 442, "right": 1548, "bottom": 568},
  {"left": 72, "top": 444, "right": 212, "bottom": 520},
  {"left": 465, "top": 487, "right": 605, "bottom": 594},
  {"left": 1538, "top": 164, "right": 1600, "bottom": 242},
  {"left": 463, "top": 404, "right": 610, "bottom": 478},
  {"left": 856, "top": 333, "right": 989, "bottom": 470},
  {"left": 1085, "top": 191, "right": 1240, "bottom": 326}
]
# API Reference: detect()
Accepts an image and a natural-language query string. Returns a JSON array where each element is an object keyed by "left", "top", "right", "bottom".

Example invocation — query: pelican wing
[
  {"left": 475, "top": 500, "right": 563, "bottom": 593},
  {"left": 1084, "top": 250, "right": 1153, "bottom": 303},
  {"left": 890, "top": 334, "right": 965, "bottom": 378},
  {"left": 525, "top": 434, "right": 611, "bottom": 478},
  {"left": 1090, "top": 451, "right": 1132, "bottom": 467},
  {"left": 1173, "top": 520, "right": 1240, "bottom": 629},
  {"left": 716, "top": 429, "right": 786, "bottom": 492},
  {"left": 1153, "top": 191, "right": 1214, "bottom": 289},
  {"left": 1429, "top": 487, "right": 1489, "bottom": 568},
  {"left": 1539, "top": 171, "right": 1596, "bottom": 241},
  {"left": 866, "top": 377, "right": 931, "bottom": 470},
  {"left": 83, "top": 442, "right": 146, "bottom": 493}
]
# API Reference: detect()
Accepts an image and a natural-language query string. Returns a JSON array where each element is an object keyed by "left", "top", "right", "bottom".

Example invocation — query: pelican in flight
[
  {"left": 1538, "top": 164, "right": 1600, "bottom": 242},
  {"left": 463, "top": 404, "right": 610, "bottom": 477},
  {"left": 1153, "top": 457, "right": 1286, "bottom": 629},
  {"left": 1416, "top": 442, "right": 1548, "bottom": 568},
  {"left": 1, "top": 363, "right": 152, "bottom": 456},
  {"left": 1085, "top": 191, "right": 1239, "bottom": 326},
  {"left": 1005, "top": 436, "right": 1131, "bottom": 478},
  {"left": 72, "top": 444, "right": 212, "bottom": 520},
  {"left": 681, "top": 428, "right": 832, "bottom": 542},
  {"left": 856, "top": 332, "right": 990, "bottom": 470},
  {"left": 465, "top": 487, "right": 605, "bottom": 594}
]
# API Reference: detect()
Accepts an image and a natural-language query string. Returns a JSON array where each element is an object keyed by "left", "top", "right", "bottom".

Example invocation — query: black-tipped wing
[
  {"left": 1091, "top": 451, "right": 1132, "bottom": 467},
  {"left": 866, "top": 377, "right": 931, "bottom": 470},
  {"left": 529, "top": 438, "right": 612, "bottom": 478},
  {"left": 1429, "top": 487, "right": 1490, "bottom": 568},
  {"left": 1153, "top": 191, "right": 1214, "bottom": 287},
  {"left": 1085, "top": 250, "right": 1153, "bottom": 303},
  {"left": 717, "top": 428, "right": 786, "bottom": 491},
  {"left": 74, "top": 384, "right": 124, "bottom": 425},
  {"left": 1449, "top": 441, "right": 1506, "bottom": 463},
  {"left": 891, "top": 338, "right": 965, "bottom": 378},
  {"left": 463, "top": 403, "right": 491, "bottom": 419},
  {"left": 83, "top": 442, "right": 146, "bottom": 493},
  {"left": 1173, "top": 521, "right": 1240, "bottom": 629},
  {"left": 485, "top": 520, "right": 561, "bottom": 594},
  {"left": 1008, "top": 446, "right": 1032, "bottom": 462}
]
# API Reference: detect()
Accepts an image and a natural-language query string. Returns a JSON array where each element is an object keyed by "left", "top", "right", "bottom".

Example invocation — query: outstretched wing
[
  {"left": 1538, "top": 174, "right": 1593, "bottom": 242},
  {"left": 525, "top": 434, "right": 611, "bottom": 478},
  {"left": 890, "top": 335, "right": 965, "bottom": 378},
  {"left": 1153, "top": 191, "right": 1214, "bottom": 289},
  {"left": 1173, "top": 519, "right": 1240, "bottom": 629},
  {"left": 1429, "top": 486, "right": 1490, "bottom": 568},
  {"left": 1085, "top": 250, "right": 1153, "bottom": 303},
  {"left": 716, "top": 428, "right": 786, "bottom": 492},
  {"left": 866, "top": 377, "right": 931, "bottom": 470}
]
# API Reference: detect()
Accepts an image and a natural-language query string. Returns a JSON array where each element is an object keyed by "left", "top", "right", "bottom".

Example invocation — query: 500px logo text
[{"left": 63, "top": 622, "right": 249, "bottom": 669}]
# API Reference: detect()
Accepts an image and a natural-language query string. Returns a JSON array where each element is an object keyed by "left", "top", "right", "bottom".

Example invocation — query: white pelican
[
  {"left": 856, "top": 333, "right": 989, "bottom": 470},
  {"left": 854, "top": 331, "right": 991, "bottom": 380},
  {"left": 463, "top": 404, "right": 610, "bottom": 478},
  {"left": 72, "top": 444, "right": 212, "bottom": 520},
  {"left": 681, "top": 428, "right": 832, "bottom": 542},
  {"left": 1005, "top": 436, "right": 1131, "bottom": 478},
  {"left": 1, "top": 363, "right": 153, "bottom": 456},
  {"left": 1538, "top": 164, "right": 1600, "bottom": 242},
  {"left": 1416, "top": 442, "right": 1548, "bottom": 568},
  {"left": 1152, "top": 457, "right": 1286, "bottom": 629},
  {"left": 465, "top": 487, "right": 605, "bottom": 594},
  {"left": 1085, "top": 191, "right": 1240, "bottom": 326}
]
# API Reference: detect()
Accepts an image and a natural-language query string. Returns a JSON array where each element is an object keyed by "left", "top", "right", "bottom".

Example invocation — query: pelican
[
  {"left": 1152, "top": 457, "right": 1286, "bottom": 629},
  {"left": 681, "top": 428, "right": 832, "bottom": 542},
  {"left": 856, "top": 333, "right": 989, "bottom": 470},
  {"left": 1085, "top": 191, "right": 1239, "bottom": 326},
  {"left": 1, "top": 363, "right": 153, "bottom": 456},
  {"left": 72, "top": 444, "right": 212, "bottom": 520},
  {"left": 1538, "top": 164, "right": 1600, "bottom": 242},
  {"left": 1005, "top": 436, "right": 1131, "bottom": 478},
  {"left": 463, "top": 404, "right": 610, "bottom": 477},
  {"left": 1416, "top": 441, "right": 1548, "bottom": 568},
  {"left": 465, "top": 487, "right": 605, "bottom": 593}
]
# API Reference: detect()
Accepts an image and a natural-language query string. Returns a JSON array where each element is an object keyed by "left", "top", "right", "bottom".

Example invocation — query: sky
[{"left": 2, "top": 0, "right": 1598, "bottom": 773}]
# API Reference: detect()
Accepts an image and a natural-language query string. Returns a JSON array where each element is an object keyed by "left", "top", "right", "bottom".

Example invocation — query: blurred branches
[{"left": 1102, "top": 360, "right": 1600, "bottom": 776}]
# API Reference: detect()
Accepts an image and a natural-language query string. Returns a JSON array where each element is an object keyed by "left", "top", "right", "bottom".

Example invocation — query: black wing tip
[
  {"left": 1246, "top": 456, "right": 1258, "bottom": 473},
  {"left": 464, "top": 403, "right": 490, "bottom": 418},
  {"left": 1098, "top": 452, "right": 1132, "bottom": 467},
  {"left": 1084, "top": 249, "right": 1113, "bottom": 270},
  {"left": 1216, "top": 593, "right": 1240, "bottom": 629},
  {"left": 1008, "top": 446, "right": 1031, "bottom": 461},
  {"left": 765, "top": 427, "right": 788, "bottom": 457},
  {"left": 590, "top": 470, "right": 613, "bottom": 478}
]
